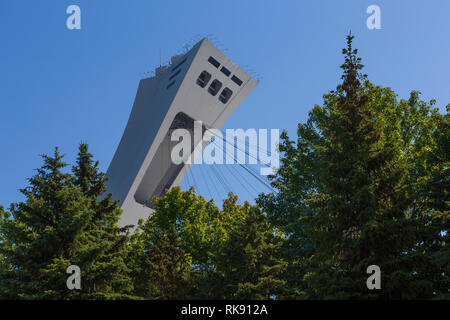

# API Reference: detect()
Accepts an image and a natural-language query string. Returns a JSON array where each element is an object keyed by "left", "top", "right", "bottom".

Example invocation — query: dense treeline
[{"left": 0, "top": 35, "right": 448, "bottom": 299}]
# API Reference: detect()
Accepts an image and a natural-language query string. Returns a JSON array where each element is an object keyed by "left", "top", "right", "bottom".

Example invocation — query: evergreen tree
[
  {"left": 0, "top": 145, "right": 136, "bottom": 299},
  {"left": 256, "top": 129, "right": 316, "bottom": 299},
  {"left": 303, "top": 35, "right": 417, "bottom": 299},
  {"left": 69, "top": 143, "right": 136, "bottom": 299},
  {"left": 259, "top": 34, "right": 448, "bottom": 299},
  {"left": 0, "top": 229, "right": 10, "bottom": 298}
]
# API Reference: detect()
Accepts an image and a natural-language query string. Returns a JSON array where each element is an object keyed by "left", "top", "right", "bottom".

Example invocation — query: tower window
[
  {"left": 208, "top": 79, "right": 222, "bottom": 96},
  {"left": 171, "top": 57, "right": 187, "bottom": 72},
  {"left": 197, "top": 71, "right": 211, "bottom": 88},
  {"left": 219, "top": 87, "right": 233, "bottom": 104},
  {"left": 169, "top": 69, "right": 181, "bottom": 81},
  {"left": 231, "top": 75, "right": 243, "bottom": 86},
  {"left": 208, "top": 56, "right": 220, "bottom": 68},
  {"left": 220, "top": 66, "right": 231, "bottom": 77},
  {"left": 166, "top": 80, "right": 176, "bottom": 89}
]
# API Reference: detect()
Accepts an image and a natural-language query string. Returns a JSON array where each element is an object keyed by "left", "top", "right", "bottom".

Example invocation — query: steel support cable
[
  {"left": 189, "top": 168, "right": 200, "bottom": 194},
  {"left": 240, "top": 162, "right": 274, "bottom": 191},
  {"left": 198, "top": 164, "right": 213, "bottom": 199},
  {"left": 243, "top": 138, "right": 272, "bottom": 165},
  {"left": 209, "top": 165, "right": 228, "bottom": 194},
  {"left": 215, "top": 164, "right": 234, "bottom": 194},
  {"left": 212, "top": 141, "right": 268, "bottom": 198},
  {"left": 209, "top": 129, "right": 273, "bottom": 167},
  {"left": 203, "top": 141, "right": 234, "bottom": 195},
  {"left": 229, "top": 163, "right": 260, "bottom": 196},
  {"left": 203, "top": 156, "right": 227, "bottom": 194},
  {"left": 238, "top": 163, "right": 274, "bottom": 192},
  {"left": 210, "top": 165, "right": 231, "bottom": 194},
  {"left": 213, "top": 139, "right": 260, "bottom": 197},
  {"left": 185, "top": 168, "right": 192, "bottom": 189},
  {"left": 229, "top": 145, "right": 275, "bottom": 192},
  {"left": 205, "top": 164, "right": 222, "bottom": 200},
  {"left": 212, "top": 138, "right": 275, "bottom": 192},
  {"left": 222, "top": 160, "right": 257, "bottom": 199},
  {"left": 210, "top": 129, "right": 276, "bottom": 191}
]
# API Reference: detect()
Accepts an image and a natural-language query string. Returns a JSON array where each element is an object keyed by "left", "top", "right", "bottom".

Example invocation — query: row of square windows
[
  {"left": 166, "top": 69, "right": 233, "bottom": 104},
  {"left": 165, "top": 55, "right": 240, "bottom": 105},
  {"left": 197, "top": 70, "right": 233, "bottom": 104},
  {"left": 166, "top": 54, "right": 242, "bottom": 87},
  {"left": 207, "top": 56, "right": 243, "bottom": 86},
  {"left": 165, "top": 56, "right": 189, "bottom": 90}
]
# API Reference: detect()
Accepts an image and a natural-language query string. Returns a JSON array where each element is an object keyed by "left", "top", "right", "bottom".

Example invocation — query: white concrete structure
[{"left": 105, "top": 38, "right": 258, "bottom": 226}]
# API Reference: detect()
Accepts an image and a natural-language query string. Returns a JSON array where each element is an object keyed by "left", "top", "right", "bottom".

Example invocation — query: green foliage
[
  {"left": 206, "top": 197, "right": 286, "bottom": 299},
  {"left": 0, "top": 144, "right": 137, "bottom": 299},
  {"left": 133, "top": 186, "right": 229, "bottom": 266},
  {"left": 129, "top": 187, "right": 207, "bottom": 299},
  {"left": 258, "top": 34, "right": 449, "bottom": 299},
  {"left": 130, "top": 187, "right": 285, "bottom": 299},
  {"left": 407, "top": 102, "right": 449, "bottom": 299},
  {"left": 1, "top": 34, "right": 447, "bottom": 300},
  {"left": 131, "top": 229, "right": 194, "bottom": 299}
]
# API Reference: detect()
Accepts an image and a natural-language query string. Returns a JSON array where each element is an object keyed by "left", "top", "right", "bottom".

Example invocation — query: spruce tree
[
  {"left": 69, "top": 143, "right": 136, "bottom": 299},
  {"left": 303, "top": 34, "right": 417, "bottom": 299},
  {"left": 0, "top": 145, "right": 136, "bottom": 299},
  {"left": 259, "top": 34, "right": 447, "bottom": 299},
  {"left": 0, "top": 232, "right": 10, "bottom": 298},
  {"left": 256, "top": 129, "right": 316, "bottom": 299}
]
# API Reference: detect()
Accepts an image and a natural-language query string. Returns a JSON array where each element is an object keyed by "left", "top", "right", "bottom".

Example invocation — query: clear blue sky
[{"left": 0, "top": 0, "right": 449, "bottom": 208}]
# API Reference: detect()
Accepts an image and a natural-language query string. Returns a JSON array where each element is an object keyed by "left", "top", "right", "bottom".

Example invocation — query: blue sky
[{"left": 0, "top": 0, "right": 449, "bottom": 208}]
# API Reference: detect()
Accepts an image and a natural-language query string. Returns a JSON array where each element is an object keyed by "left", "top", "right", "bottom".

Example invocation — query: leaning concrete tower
[{"left": 105, "top": 38, "right": 258, "bottom": 226}]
